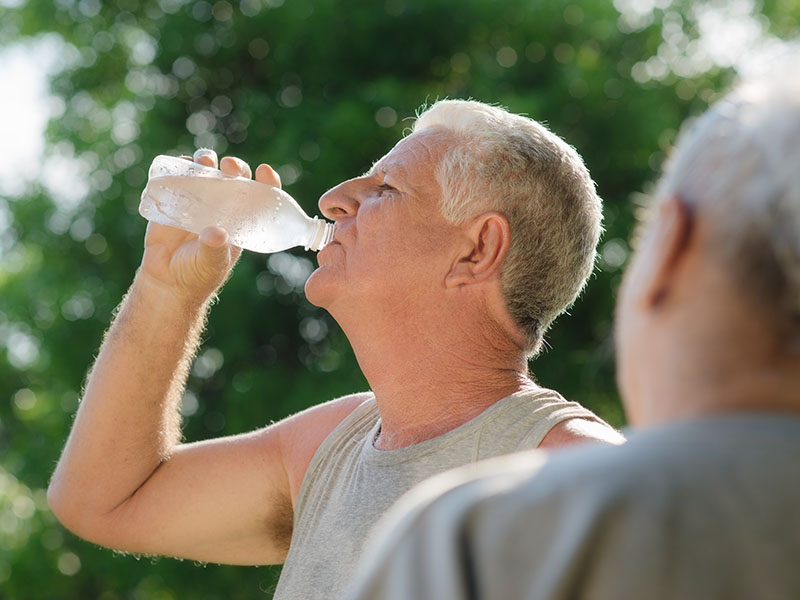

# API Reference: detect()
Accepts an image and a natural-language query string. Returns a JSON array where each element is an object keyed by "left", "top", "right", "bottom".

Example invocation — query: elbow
[
  {"left": 47, "top": 474, "right": 104, "bottom": 543},
  {"left": 47, "top": 475, "right": 81, "bottom": 535},
  {"left": 47, "top": 473, "right": 138, "bottom": 553},
  {"left": 47, "top": 474, "right": 66, "bottom": 521}
]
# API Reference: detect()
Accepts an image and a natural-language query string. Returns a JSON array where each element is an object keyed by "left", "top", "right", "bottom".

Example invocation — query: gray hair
[
  {"left": 412, "top": 100, "right": 603, "bottom": 355},
  {"left": 655, "top": 65, "right": 800, "bottom": 346}
]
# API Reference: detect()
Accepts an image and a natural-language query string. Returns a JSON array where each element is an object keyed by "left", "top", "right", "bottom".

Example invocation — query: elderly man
[
  {"left": 47, "top": 100, "right": 622, "bottom": 599},
  {"left": 347, "top": 70, "right": 800, "bottom": 600}
]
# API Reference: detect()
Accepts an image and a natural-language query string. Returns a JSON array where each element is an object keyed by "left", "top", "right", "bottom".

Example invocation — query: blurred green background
[{"left": 0, "top": 0, "right": 797, "bottom": 597}]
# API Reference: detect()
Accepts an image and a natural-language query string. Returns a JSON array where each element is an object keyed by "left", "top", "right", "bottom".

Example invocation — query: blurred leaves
[{"left": 1, "top": 0, "right": 797, "bottom": 597}]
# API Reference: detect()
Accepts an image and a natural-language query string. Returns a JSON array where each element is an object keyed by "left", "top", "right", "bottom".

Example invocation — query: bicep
[
  {"left": 81, "top": 393, "right": 368, "bottom": 565},
  {"left": 100, "top": 426, "right": 294, "bottom": 565}
]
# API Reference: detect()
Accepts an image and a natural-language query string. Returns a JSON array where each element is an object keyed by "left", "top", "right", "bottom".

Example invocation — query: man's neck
[
  {"left": 372, "top": 368, "right": 536, "bottom": 451},
  {"left": 626, "top": 262, "right": 800, "bottom": 427},
  {"left": 634, "top": 349, "right": 800, "bottom": 427},
  {"left": 347, "top": 318, "right": 533, "bottom": 450}
]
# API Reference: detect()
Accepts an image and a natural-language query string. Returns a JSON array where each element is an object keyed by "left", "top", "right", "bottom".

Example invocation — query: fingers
[
  {"left": 182, "top": 149, "right": 255, "bottom": 182},
  {"left": 220, "top": 156, "right": 252, "bottom": 179},
  {"left": 255, "top": 163, "right": 282, "bottom": 188},
  {"left": 193, "top": 148, "right": 218, "bottom": 168}
]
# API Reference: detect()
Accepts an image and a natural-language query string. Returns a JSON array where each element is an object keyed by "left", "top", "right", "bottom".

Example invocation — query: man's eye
[{"left": 377, "top": 184, "right": 395, "bottom": 196}]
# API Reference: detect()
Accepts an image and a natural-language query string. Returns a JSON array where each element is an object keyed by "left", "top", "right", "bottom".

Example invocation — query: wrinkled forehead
[{"left": 367, "top": 127, "right": 459, "bottom": 178}]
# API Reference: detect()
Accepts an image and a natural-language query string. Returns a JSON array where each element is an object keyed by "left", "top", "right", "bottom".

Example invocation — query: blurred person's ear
[{"left": 637, "top": 195, "right": 694, "bottom": 310}]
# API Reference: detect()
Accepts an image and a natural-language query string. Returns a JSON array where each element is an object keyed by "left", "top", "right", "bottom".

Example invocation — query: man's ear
[
  {"left": 445, "top": 211, "right": 511, "bottom": 288},
  {"left": 639, "top": 195, "right": 694, "bottom": 309}
]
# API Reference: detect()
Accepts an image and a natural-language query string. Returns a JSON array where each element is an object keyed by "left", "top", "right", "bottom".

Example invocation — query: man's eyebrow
[{"left": 364, "top": 162, "right": 388, "bottom": 177}]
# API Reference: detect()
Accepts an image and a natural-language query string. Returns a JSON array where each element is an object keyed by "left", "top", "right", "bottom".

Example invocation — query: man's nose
[{"left": 319, "top": 179, "right": 361, "bottom": 221}]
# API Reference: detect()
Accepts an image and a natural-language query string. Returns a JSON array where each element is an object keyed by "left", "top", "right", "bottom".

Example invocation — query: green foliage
[{"left": 0, "top": 0, "right": 796, "bottom": 597}]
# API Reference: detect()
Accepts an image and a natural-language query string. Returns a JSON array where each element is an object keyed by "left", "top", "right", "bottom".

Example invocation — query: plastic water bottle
[{"left": 138, "top": 155, "right": 335, "bottom": 253}]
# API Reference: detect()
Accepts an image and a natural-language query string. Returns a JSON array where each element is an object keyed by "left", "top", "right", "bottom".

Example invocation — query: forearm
[{"left": 48, "top": 271, "right": 210, "bottom": 526}]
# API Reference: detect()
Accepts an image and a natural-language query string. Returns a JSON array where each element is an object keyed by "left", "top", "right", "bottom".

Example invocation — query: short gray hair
[
  {"left": 656, "top": 65, "right": 800, "bottom": 346},
  {"left": 413, "top": 100, "right": 603, "bottom": 355}
]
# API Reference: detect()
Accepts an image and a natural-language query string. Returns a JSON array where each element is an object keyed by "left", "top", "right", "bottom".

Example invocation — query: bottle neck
[{"left": 307, "top": 217, "right": 335, "bottom": 251}]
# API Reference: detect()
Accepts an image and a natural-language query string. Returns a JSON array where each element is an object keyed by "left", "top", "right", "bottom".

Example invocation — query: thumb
[{"left": 198, "top": 226, "right": 235, "bottom": 273}]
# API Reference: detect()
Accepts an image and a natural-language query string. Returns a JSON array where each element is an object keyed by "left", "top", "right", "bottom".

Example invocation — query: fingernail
[
  {"left": 231, "top": 157, "right": 247, "bottom": 171},
  {"left": 193, "top": 148, "right": 218, "bottom": 162},
  {"left": 257, "top": 164, "right": 281, "bottom": 185}
]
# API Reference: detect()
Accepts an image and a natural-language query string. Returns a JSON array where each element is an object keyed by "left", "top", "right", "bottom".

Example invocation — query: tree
[{"left": 1, "top": 0, "right": 796, "bottom": 597}]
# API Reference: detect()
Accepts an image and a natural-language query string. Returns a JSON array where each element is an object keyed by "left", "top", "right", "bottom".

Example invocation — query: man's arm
[{"left": 47, "top": 151, "right": 360, "bottom": 565}]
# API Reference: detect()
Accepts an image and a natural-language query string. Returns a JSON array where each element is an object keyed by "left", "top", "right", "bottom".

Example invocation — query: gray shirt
[
  {"left": 349, "top": 414, "right": 800, "bottom": 600},
  {"left": 274, "top": 388, "right": 605, "bottom": 600}
]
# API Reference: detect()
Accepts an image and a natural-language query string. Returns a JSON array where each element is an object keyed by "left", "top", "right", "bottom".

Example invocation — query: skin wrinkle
[
  {"left": 446, "top": 321, "right": 522, "bottom": 374},
  {"left": 401, "top": 273, "right": 522, "bottom": 385},
  {"left": 374, "top": 371, "right": 536, "bottom": 450}
]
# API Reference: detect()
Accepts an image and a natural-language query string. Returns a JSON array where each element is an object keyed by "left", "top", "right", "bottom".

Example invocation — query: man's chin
[{"left": 304, "top": 269, "right": 330, "bottom": 309}]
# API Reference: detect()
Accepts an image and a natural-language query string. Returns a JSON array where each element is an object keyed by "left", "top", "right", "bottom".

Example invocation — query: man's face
[{"left": 305, "top": 127, "right": 463, "bottom": 321}]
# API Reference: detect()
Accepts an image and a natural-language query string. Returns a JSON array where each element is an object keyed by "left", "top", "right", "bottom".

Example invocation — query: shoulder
[
  {"left": 538, "top": 417, "right": 626, "bottom": 449},
  {"left": 352, "top": 421, "right": 800, "bottom": 600},
  {"left": 277, "top": 392, "right": 376, "bottom": 503},
  {"left": 377, "top": 441, "right": 645, "bottom": 550},
  {"left": 490, "top": 386, "right": 626, "bottom": 450},
  {"left": 280, "top": 391, "right": 375, "bottom": 431}
]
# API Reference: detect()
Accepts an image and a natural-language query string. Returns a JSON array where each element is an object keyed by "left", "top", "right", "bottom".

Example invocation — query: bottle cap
[{"left": 307, "top": 217, "right": 335, "bottom": 251}]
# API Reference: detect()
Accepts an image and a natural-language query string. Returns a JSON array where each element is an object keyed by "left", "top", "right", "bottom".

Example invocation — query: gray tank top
[{"left": 273, "top": 387, "right": 605, "bottom": 600}]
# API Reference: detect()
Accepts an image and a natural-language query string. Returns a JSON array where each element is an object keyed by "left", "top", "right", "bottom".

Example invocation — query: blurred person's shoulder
[{"left": 383, "top": 413, "right": 800, "bottom": 536}]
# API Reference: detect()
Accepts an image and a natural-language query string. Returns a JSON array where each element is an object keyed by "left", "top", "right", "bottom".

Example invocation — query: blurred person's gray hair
[
  {"left": 412, "top": 100, "right": 603, "bottom": 355},
  {"left": 656, "top": 61, "right": 800, "bottom": 347}
]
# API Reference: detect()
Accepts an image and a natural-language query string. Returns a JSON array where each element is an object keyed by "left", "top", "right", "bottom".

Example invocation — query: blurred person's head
[
  {"left": 307, "top": 99, "right": 602, "bottom": 358},
  {"left": 615, "top": 62, "right": 800, "bottom": 425}
]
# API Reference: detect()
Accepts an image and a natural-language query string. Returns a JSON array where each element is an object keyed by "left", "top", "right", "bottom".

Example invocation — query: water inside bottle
[{"left": 140, "top": 174, "right": 329, "bottom": 253}]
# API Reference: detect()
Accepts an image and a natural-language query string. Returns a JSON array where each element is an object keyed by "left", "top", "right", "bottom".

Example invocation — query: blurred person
[
  {"left": 47, "top": 100, "right": 623, "bottom": 599},
  {"left": 347, "top": 66, "right": 800, "bottom": 600}
]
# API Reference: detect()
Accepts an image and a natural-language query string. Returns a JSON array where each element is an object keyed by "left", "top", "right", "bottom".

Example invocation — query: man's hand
[{"left": 138, "top": 149, "right": 283, "bottom": 301}]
